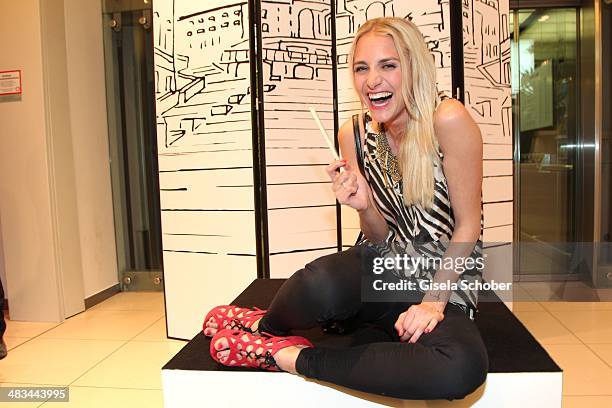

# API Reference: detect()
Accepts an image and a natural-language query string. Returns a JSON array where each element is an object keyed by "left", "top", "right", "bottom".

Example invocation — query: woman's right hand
[{"left": 325, "top": 160, "right": 371, "bottom": 212}]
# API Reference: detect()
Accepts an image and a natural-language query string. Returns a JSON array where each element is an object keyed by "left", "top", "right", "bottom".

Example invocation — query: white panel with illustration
[
  {"left": 462, "top": 0, "right": 513, "bottom": 286},
  {"left": 260, "top": 1, "right": 337, "bottom": 278},
  {"left": 153, "top": 0, "right": 258, "bottom": 339}
]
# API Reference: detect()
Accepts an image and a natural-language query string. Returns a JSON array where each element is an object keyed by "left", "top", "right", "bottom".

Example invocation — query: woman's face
[{"left": 353, "top": 32, "right": 409, "bottom": 128}]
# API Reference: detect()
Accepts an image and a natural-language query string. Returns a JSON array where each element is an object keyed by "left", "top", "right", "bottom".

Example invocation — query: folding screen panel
[
  {"left": 462, "top": 0, "right": 513, "bottom": 282},
  {"left": 462, "top": 2, "right": 513, "bottom": 239},
  {"left": 153, "top": 0, "right": 258, "bottom": 339},
  {"left": 260, "top": 1, "right": 338, "bottom": 277}
]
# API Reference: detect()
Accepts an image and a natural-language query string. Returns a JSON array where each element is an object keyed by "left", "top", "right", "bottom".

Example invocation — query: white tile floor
[
  {"left": 0, "top": 292, "right": 183, "bottom": 407},
  {"left": 1, "top": 291, "right": 612, "bottom": 407}
]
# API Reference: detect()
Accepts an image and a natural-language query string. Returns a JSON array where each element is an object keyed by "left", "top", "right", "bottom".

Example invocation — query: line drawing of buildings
[
  {"left": 152, "top": 0, "right": 511, "bottom": 264},
  {"left": 463, "top": 0, "right": 512, "bottom": 142},
  {"left": 462, "top": 0, "right": 513, "bottom": 245}
]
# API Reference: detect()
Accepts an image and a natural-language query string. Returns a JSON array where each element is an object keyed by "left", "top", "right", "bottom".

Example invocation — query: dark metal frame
[
  {"left": 331, "top": 1, "right": 343, "bottom": 252},
  {"left": 450, "top": 0, "right": 465, "bottom": 103},
  {"left": 248, "top": 0, "right": 271, "bottom": 279}
]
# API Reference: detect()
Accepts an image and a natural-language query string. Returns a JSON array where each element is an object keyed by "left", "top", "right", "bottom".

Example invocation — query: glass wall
[
  {"left": 599, "top": 0, "right": 612, "bottom": 286},
  {"left": 511, "top": 8, "right": 580, "bottom": 278},
  {"left": 102, "top": 1, "right": 163, "bottom": 290}
]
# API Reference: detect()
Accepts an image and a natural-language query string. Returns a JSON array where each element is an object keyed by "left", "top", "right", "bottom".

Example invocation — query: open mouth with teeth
[{"left": 368, "top": 91, "right": 393, "bottom": 108}]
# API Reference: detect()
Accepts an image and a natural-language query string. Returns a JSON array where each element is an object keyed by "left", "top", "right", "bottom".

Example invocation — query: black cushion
[{"left": 163, "top": 279, "right": 561, "bottom": 374}]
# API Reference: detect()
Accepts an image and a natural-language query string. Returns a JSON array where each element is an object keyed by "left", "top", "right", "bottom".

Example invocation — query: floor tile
[
  {"left": 3, "top": 336, "right": 31, "bottom": 350},
  {"left": 544, "top": 344, "right": 612, "bottom": 395},
  {"left": 541, "top": 301, "right": 612, "bottom": 312},
  {"left": 513, "top": 311, "right": 581, "bottom": 344},
  {"left": 3, "top": 320, "right": 59, "bottom": 338},
  {"left": 511, "top": 301, "right": 545, "bottom": 312},
  {"left": 0, "top": 338, "right": 124, "bottom": 385},
  {"left": 133, "top": 317, "right": 186, "bottom": 344},
  {"left": 549, "top": 309, "right": 612, "bottom": 344},
  {"left": 73, "top": 341, "right": 184, "bottom": 390},
  {"left": 90, "top": 292, "right": 165, "bottom": 313},
  {"left": 520, "top": 281, "right": 599, "bottom": 302},
  {"left": 562, "top": 396, "right": 612, "bottom": 408},
  {"left": 589, "top": 344, "right": 612, "bottom": 367},
  {"left": 39, "top": 310, "right": 163, "bottom": 341},
  {"left": 39, "top": 386, "right": 163, "bottom": 408}
]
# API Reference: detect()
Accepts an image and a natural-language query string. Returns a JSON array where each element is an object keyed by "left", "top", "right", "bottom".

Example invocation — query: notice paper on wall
[{"left": 0, "top": 70, "right": 22, "bottom": 96}]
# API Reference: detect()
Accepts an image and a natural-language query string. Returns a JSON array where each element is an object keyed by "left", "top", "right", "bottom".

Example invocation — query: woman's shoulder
[
  {"left": 434, "top": 98, "right": 467, "bottom": 124},
  {"left": 433, "top": 98, "right": 482, "bottom": 154}
]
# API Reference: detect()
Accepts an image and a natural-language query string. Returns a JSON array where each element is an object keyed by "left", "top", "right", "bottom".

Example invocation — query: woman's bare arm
[
  {"left": 421, "top": 99, "right": 483, "bottom": 308},
  {"left": 396, "top": 99, "right": 483, "bottom": 343}
]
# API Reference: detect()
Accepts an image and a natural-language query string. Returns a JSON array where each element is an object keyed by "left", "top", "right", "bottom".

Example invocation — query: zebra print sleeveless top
[{"left": 358, "top": 112, "right": 483, "bottom": 314}]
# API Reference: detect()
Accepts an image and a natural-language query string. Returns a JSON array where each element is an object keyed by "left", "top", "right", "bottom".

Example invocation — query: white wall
[
  {"left": 0, "top": 0, "right": 118, "bottom": 321},
  {"left": 64, "top": 0, "right": 118, "bottom": 297},
  {"left": 39, "top": 0, "right": 87, "bottom": 318},
  {"left": 0, "top": 0, "right": 64, "bottom": 321}
]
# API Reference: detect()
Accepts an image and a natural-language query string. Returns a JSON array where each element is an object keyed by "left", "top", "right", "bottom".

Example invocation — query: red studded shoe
[
  {"left": 210, "top": 329, "right": 314, "bottom": 371},
  {"left": 203, "top": 305, "right": 266, "bottom": 337}
]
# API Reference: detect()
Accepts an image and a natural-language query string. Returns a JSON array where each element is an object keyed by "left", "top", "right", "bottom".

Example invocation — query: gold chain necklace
[{"left": 374, "top": 129, "right": 402, "bottom": 188}]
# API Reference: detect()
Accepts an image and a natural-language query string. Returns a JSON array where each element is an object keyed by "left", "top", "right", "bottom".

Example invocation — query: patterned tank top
[{"left": 357, "top": 111, "right": 483, "bottom": 315}]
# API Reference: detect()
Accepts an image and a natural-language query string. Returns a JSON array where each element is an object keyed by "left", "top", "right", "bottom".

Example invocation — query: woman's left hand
[{"left": 394, "top": 303, "right": 445, "bottom": 343}]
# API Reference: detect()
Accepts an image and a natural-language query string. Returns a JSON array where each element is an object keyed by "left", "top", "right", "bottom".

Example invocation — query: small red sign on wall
[{"left": 0, "top": 70, "right": 22, "bottom": 96}]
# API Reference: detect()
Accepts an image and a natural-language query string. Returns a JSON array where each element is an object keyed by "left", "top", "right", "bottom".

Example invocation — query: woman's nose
[{"left": 366, "top": 70, "right": 382, "bottom": 88}]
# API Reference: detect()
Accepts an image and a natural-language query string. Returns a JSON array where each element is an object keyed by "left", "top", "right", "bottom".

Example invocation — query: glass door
[
  {"left": 102, "top": 1, "right": 163, "bottom": 291},
  {"left": 511, "top": 8, "right": 581, "bottom": 280}
]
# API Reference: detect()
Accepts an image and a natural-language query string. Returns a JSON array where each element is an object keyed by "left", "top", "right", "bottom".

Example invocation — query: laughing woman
[{"left": 203, "top": 17, "right": 488, "bottom": 400}]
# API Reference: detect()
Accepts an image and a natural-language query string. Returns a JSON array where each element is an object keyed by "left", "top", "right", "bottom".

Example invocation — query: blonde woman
[{"left": 204, "top": 17, "right": 487, "bottom": 400}]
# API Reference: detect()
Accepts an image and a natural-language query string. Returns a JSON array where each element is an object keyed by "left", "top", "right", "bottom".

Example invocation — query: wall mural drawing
[{"left": 153, "top": 0, "right": 512, "bottom": 339}]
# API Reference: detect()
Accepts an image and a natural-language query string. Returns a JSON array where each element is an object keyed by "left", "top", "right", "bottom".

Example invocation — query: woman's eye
[
  {"left": 383, "top": 64, "right": 397, "bottom": 70},
  {"left": 354, "top": 66, "right": 367, "bottom": 73}
]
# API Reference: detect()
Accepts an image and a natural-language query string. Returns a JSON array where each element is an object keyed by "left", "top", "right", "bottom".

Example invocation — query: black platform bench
[{"left": 162, "top": 279, "right": 562, "bottom": 407}]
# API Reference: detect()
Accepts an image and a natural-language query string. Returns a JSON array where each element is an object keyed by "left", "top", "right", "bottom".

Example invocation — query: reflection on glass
[{"left": 511, "top": 8, "right": 579, "bottom": 277}]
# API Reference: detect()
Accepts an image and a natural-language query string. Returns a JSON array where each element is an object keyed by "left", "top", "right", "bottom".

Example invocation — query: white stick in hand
[{"left": 309, "top": 107, "right": 344, "bottom": 172}]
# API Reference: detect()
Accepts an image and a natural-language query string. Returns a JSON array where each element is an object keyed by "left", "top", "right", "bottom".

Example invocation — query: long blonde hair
[{"left": 350, "top": 17, "right": 440, "bottom": 209}]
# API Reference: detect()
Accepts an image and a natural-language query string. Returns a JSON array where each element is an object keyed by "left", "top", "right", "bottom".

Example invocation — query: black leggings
[{"left": 258, "top": 245, "right": 488, "bottom": 400}]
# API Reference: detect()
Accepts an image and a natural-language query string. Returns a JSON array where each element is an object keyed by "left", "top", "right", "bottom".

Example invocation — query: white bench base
[{"left": 162, "top": 368, "right": 562, "bottom": 407}]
